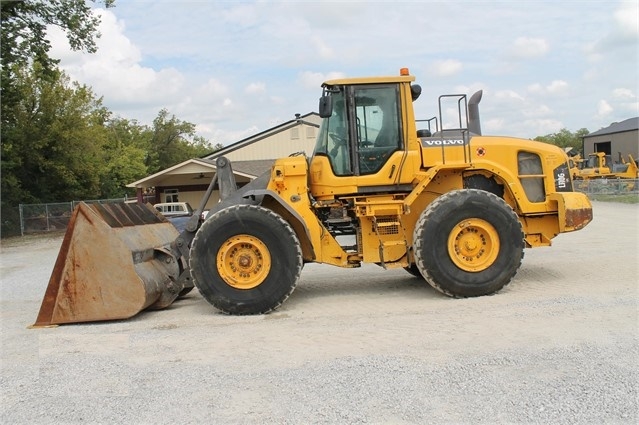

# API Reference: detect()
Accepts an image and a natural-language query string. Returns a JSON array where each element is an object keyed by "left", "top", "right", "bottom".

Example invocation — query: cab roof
[{"left": 322, "top": 74, "right": 416, "bottom": 87}]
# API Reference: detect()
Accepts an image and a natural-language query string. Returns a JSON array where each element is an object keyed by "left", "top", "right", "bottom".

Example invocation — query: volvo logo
[{"left": 421, "top": 139, "right": 467, "bottom": 147}]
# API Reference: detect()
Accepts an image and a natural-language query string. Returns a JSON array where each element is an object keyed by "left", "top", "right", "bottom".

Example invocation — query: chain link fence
[
  {"left": 18, "top": 197, "right": 155, "bottom": 236},
  {"left": 573, "top": 178, "right": 639, "bottom": 195}
]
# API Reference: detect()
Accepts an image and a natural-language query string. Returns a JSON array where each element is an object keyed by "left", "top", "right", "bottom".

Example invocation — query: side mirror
[
  {"left": 319, "top": 95, "right": 333, "bottom": 118},
  {"left": 410, "top": 84, "right": 422, "bottom": 101}
]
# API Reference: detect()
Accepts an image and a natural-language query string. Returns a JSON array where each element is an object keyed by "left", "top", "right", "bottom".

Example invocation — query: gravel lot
[{"left": 1, "top": 201, "right": 637, "bottom": 424}]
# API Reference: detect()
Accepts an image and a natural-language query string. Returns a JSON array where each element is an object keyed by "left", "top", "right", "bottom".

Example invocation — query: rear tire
[
  {"left": 189, "top": 204, "right": 303, "bottom": 314},
  {"left": 413, "top": 189, "right": 524, "bottom": 297}
]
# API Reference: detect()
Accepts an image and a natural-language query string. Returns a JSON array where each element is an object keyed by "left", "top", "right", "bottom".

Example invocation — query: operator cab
[
  {"left": 309, "top": 69, "right": 422, "bottom": 199},
  {"left": 313, "top": 83, "right": 403, "bottom": 176}
]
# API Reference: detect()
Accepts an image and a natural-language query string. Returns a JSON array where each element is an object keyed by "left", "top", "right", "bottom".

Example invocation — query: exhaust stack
[{"left": 468, "top": 90, "right": 483, "bottom": 136}]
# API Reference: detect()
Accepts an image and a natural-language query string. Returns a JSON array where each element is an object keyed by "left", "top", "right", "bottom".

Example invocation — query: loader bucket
[{"left": 32, "top": 202, "right": 183, "bottom": 326}]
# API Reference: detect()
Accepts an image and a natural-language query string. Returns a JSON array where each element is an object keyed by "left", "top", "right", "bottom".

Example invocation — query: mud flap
[{"left": 32, "top": 202, "right": 183, "bottom": 326}]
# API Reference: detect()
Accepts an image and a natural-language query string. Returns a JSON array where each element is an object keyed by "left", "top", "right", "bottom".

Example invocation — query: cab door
[
  {"left": 351, "top": 85, "right": 402, "bottom": 177},
  {"left": 310, "top": 84, "right": 409, "bottom": 198}
]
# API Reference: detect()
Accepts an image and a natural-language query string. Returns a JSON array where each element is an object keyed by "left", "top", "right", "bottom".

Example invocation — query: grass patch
[{"left": 588, "top": 193, "right": 639, "bottom": 203}]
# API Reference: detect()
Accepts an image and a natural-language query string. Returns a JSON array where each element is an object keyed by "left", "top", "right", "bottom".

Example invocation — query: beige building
[
  {"left": 582, "top": 117, "right": 639, "bottom": 163},
  {"left": 127, "top": 113, "right": 321, "bottom": 209}
]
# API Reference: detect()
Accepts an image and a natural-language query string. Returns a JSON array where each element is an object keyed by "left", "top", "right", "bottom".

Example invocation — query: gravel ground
[{"left": 1, "top": 201, "right": 637, "bottom": 424}]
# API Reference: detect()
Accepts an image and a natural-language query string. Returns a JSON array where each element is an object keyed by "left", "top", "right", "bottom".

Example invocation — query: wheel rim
[
  {"left": 217, "top": 234, "right": 271, "bottom": 289},
  {"left": 447, "top": 218, "right": 500, "bottom": 272}
]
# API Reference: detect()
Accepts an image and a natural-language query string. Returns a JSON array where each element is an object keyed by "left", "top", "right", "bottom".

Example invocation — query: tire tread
[{"left": 413, "top": 189, "right": 524, "bottom": 298}]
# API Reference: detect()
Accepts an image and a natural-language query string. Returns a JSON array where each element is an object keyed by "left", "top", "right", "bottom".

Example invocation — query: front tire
[
  {"left": 413, "top": 189, "right": 524, "bottom": 297},
  {"left": 189, "top": 205, "right": 303, "bottom": 314}
]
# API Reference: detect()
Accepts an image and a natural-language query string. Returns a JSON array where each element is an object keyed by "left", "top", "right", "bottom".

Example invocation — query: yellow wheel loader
[
  {"left": 33, "top": 68, "right": 593, "bottom": 325},
  {"left": 575, "top": 152, "right": 639, "bottom": 179}
]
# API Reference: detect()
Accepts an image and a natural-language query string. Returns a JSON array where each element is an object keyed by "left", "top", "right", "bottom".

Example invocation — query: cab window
[
  {"left": 314, "top": 89, "right": 351, "bottom": 176},
  {"left": 518, "top": 151, "right": 546, "bottom": 202},
  {"left": 354, "top": 85, "right": 401, "bottom": 175}
]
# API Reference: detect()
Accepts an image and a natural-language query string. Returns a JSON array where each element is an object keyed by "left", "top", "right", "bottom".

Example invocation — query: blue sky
[{"left": 50, "top": 1, "right": 638, "bottom": 146}]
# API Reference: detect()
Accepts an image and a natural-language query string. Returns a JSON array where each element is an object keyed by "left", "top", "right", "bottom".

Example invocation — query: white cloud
[
  {"left": 547, "top": 80, "right": 568, "bottom": 94},
  {"left": 432, "top": 60, "right": 462, "bottom": 77},
  {"left": 297, "top": 71, "right": 346, "bottom": 89},
  {"left": 527, "top": 81, "right": 568, "bottom": 96},
  {"left": 527, "top": 83, "right": 543, "bottom": 94},
  {"left": 614, "top": 2, "right": 639, "bottom": 36},
  {"left": 451, "top": 84, "right": 486, "bottom": 98},
  {"left": 494, "top": 90, "right": 525, "bottom": 101},
  {"left": 597, "top": 100, "right": 614, "bottom": 117},
  {"left": 201, "top": 78, "right": 230, "bottom": 97},
  {"left": 606, "top": 89, "right": 638, "bottom": 115},
  {"left": 612, "top": 88, "right": 637, "bottom": 100},
  {"left": 619, "top": 101, "right": 639, "bottom": 114},
  {"left": 509, "top": 37, "right": 549, "bottom": 59},
  {"left": 524, "top": 119, "right": 564, "bottom": 136},
  {"left": 441, "top": 106, "right": 462, "bottom": 129},
  {"left": 522, "top": 105, "right": 553, "bottom": 118},
  {"left": 48, "top": 9, "right": 187, "bottom": 117},
  {"left": 245, "top": 82, "right": 266, "bottom": 95},
  {"left": 311, "top": 36, "right": 333, "bottom": 59},
  {"left": 270, "top": 96, "right": 287, "bottom": 106},
  {"left": 220, "top": 3, "right": 260, "bottom": 27},
  {"left": 49, "top": 10, "right": 139, "bottom": 66},
  {"left": 45, "top": 2, "right": 638, "bottom": 145},
  {"left": 484, "top": 118, "right": 505, "bottom": 133},
  {"left": 585, "top": 2, "right": 638, "bottom": 61}
]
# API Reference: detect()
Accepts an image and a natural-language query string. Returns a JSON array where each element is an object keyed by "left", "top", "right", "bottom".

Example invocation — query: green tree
[
  {"left": 1, "top": 0, "right": 115, "bottom": 236},
  {"left": 0, "top": 1, "right": 220, "bottom": 236},
  {"left": 100, "top": 117, "right": 151, "bottom": 198},
  {"left": 2, "top": 65, "right": 110, "bottom": 202},
  {"left": 210, "top": 142, "right": 225, "bottom": 152},
  {"left": 1, "top": 0, "right": 115, "bottom": 122},
  {"left": 534, "top": 128, "right": 589, "bottom": 154},
  {"left": 145, "top": 109, "right": 214, "bottom": 173}
]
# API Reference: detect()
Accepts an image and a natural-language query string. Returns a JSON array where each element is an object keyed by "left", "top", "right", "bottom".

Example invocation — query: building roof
[
  {"left": 126, "top": 158, "right": 215, "bottom": 188},
  {"left": 202, "top": 112, "right": 320, "bottom": 160},
  {"left": 126, "top": 158, "right": 262, "bottom": 188},
  {"left": 585, "top": 117, "right": 639, "bottom": 137}
]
